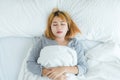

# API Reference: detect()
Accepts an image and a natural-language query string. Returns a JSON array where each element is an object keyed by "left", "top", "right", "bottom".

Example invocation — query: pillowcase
[
  {"left": 0, "top": 0, "right": 57, "bottom": 37},
  {"left": 86, "top": 42, "right": 120, "bottom": 62}
]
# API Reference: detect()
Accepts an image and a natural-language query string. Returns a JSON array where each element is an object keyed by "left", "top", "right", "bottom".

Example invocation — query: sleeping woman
[{"left": 26, "top": 8, "right": 88, "bottom": 80}]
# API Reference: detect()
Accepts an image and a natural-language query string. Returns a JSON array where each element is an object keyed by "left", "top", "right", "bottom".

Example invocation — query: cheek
[
  {"left": 64, "top": 26, "right": 69, "bottom": 32},
  {"left": 51, "top": 26, "right": 54, "bottom": 30},
  {"left": 51, "top": 26, "right": 56, "bottom": 32}
]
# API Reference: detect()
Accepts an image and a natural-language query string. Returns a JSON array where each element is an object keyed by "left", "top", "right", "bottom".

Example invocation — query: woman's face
[{"left": 51, "top": 16, "right": 68, "bottom": 39}]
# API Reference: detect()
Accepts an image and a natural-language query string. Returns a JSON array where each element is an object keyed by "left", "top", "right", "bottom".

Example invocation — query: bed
[{"left": 0, "top": 0, "right": 120, "bottom": 80}]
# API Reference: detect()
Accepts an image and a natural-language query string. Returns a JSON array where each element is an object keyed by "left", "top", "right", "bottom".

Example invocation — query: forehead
[{"left": 52, "top": 16, "right": 67, "bottom": 23}]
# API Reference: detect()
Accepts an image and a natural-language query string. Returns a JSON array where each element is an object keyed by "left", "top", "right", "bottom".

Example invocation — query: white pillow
[
  {"left": 0, "top": 0, "right": 57, "bottom": 37},
  {"left": 86, "top": 42, "right": 120, "bottom": 62}
]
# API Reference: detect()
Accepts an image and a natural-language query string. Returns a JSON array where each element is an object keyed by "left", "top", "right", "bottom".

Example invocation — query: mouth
[{"left": 57, "top": 31, "right": 63, "bottom": 34}]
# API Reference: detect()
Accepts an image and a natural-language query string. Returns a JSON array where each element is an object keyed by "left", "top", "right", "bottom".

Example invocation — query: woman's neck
[{"left": 55, "top": 38, "right": 68, "bottom": 46}]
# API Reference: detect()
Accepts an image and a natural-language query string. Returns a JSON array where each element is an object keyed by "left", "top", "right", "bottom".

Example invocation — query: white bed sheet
[
  {"left": 0, "top": 37, "right": 34, "bottom": 80},
  {"left": 84, "top": 42, "right": 120, "bottom": 80}
]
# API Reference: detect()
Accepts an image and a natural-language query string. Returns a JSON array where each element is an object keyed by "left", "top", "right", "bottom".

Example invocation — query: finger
[
  {"left": 42, "top": 69, "right": 50, "bottom": 76},
  {"left": 48, "top": 72, "right": 59, "bottom": 80},
  {"left": 52, "top": 73, "right": 64, "bottom": 80},
  {"left": 46, "top": 70, "right": 53, "bottom": 76},
  {"left": 47, "top": 72, "right": 56, "bottom": 79},
  {"left": 52, "top": 72, "right": 65, "bottom": 80},
  {"left": 46, "top": 70, "right": 52, "bottom": 75},
  {"left": 53, "top": 74, "right": 60, "bottom": 80}
]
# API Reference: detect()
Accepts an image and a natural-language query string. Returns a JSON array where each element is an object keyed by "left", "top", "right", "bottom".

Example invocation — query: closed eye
[
  {"left": 61, "top": 24, "right": 65, "bottom": 25},
  {"left": 53, "top": 24, "right": 58, "bottom": 26}
]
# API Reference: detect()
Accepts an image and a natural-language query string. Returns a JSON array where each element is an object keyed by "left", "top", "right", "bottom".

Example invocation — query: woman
[{"left": 26, "top": 8, "right": 88, "bottom": 80}]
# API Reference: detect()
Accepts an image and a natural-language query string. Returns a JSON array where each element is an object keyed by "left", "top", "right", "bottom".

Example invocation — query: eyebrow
[
  {"left": 53, "top": 21, "right": 65, "bottom": 23},
  {"left": 53, "top": 21, "right": 57, "bottom": 23}
]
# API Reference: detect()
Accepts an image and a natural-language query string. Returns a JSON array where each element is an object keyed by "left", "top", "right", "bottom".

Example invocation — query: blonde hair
[{"left": 44, "top": 8, "right": 81, "bottom": 40}]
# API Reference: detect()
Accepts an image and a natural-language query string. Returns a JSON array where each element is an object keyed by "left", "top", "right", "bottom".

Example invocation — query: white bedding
[
  {"left": 84, "top": 42, "right": 120, "bottom": 80},
  {"left": 0, "top": 37, "right": 33, "bottom": 80}
]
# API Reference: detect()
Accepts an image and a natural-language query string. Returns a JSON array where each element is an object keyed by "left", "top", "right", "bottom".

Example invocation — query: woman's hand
[
  {"left": 54, "top": 74, "right": 67, "bottom": 80},
  {"left": 42, "top": 66, "right": 78, "bottom": 80},
  {"left": 43, "top": 67, "right": 66, "bottom": 80},
  {"left": 42, "top": 68, "right": 50, "bottom": 76}
]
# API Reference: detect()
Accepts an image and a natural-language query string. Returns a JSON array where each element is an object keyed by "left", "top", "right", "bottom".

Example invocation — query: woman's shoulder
[
  {"left": 32, "top": 34, "right": 47, "bottom": 45},
  {"left": 68, "top": 37, "right": 85, "bottom": 54},
  {"left": 69, "top": 37, "right": 83, "bottom": 49},
  {"left": 35, "top": 34, "right": 58, "bottom": 47},
  {"left": 71, "top": 37, "right": 82, "bottom": 45},
  {"left": 34, "top": 34, "right": 49, "bottom": 41}
]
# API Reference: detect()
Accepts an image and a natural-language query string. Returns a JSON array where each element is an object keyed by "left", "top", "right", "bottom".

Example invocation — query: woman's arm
[
  {"left": 74, "top": 39, "right": 88, "bottom": 76},
  {"left": 42, "top": 67, "right": 67, "bottom": 80},
  {"left": 62, "top": 66, "right": 78, "bottom": 74},
  {"left": 42, "top": 66, "right": 78, "bottom": 80},
  {"left": 53, "top": 38, "right": 88, "bottom": 76},
  {"left": 26, "top": 39, "right": 43, "bottom": 76}
]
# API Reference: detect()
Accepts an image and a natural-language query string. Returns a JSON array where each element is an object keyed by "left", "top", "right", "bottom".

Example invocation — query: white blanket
[
  {"left": 37, "top": 45, "right": 78, "bottom": 80},
  {"left": 18, "top": 45, "right": 82, "bottom": 80}
]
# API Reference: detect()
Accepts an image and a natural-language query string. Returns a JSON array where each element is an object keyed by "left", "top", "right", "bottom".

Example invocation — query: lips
[{"left": 57, "top": 31, "right": 63, "bottom": 33}]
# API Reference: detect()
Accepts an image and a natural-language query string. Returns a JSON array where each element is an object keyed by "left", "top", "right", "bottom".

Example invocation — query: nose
[{"left": 57, "top": 24, "right": 62, "bottom": 29}]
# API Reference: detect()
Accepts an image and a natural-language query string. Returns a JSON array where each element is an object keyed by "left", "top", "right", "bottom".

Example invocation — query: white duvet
[{"left": 37, "top": 45, "right": 79, "bottom": 80}]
